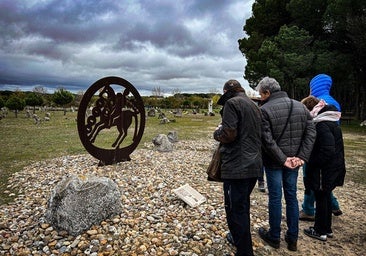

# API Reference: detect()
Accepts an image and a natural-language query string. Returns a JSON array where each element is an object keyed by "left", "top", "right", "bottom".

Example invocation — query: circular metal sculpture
[{"left": 77, "top": 76, "right": 145, "bottom": 165}]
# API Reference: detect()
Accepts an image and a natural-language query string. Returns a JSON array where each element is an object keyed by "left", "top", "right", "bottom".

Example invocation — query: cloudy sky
[{"left": 0, "top": 0, "right": 255, "bottom": 96}]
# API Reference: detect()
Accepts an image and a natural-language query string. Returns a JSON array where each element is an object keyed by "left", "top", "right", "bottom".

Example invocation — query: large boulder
[{"left": 45, "top": 175, "right": 122, "bottom": 236}]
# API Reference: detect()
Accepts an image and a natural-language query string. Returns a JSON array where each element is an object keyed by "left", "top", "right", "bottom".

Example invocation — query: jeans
[
  {"left": 265, "top": 167, "right": 299, "bottom": 242},
  {"left": 302, "top": 167, "right": 340, "bottom": 215},
  {"left": 224, "top": 178, "right": 257, "bottom": 256}
]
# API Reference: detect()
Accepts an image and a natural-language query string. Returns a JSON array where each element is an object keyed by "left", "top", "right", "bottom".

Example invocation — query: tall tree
[
  {"left": 5, "top": 95, "right": 25, "bottom": 118},
  {"left": 52, "top": 88, "right": 74, "bottom": 115},
  {"left": 240, "top": 0, "right": 366, "bottom": 118},
  {"left": 287, "top": 0, "right": 328, "bottom": 38},
  {"left": 323, "top": 0, "right": 366, "bottom": 117},
  {"left": 273, "top": 25, "right": 314, "bottom": 98},
  {"left": 239, "top": 0, "right": 292, "bottom": 86},
  {"left": 25, "top": 93, "right": 44, "bottom": 114}
]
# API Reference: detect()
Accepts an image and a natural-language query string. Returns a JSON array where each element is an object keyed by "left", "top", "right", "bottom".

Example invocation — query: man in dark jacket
[
  {"left": 256, "top": 77, "right": 316, "bottom": 252},
  {"left": 214, "top": 79, "right": 262, "bottom": 256}
]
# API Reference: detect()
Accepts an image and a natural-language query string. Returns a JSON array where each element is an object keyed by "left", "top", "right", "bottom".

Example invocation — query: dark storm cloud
[{"left": 0, "top": 0, "right": 255, "bottom": 96}]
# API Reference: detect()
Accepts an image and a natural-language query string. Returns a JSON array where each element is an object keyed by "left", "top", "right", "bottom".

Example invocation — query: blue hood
[{"left": 309, "top": 74, "right": 341, "bottom": 111}]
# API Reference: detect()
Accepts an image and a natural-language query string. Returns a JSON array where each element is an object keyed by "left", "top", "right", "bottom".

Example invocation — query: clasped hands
[{"left": 284, "top": 157, "right": 304, "bottom": 169}]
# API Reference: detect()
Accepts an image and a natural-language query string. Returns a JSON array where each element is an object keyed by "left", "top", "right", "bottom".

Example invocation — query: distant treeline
[{"left": 0, "top": 90, "right": 222, "bottom": 112}]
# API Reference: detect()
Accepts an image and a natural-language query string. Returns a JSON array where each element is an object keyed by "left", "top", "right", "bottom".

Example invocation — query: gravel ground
[{"left": 0, "top": 139, "right": 365, "bottom": 256}]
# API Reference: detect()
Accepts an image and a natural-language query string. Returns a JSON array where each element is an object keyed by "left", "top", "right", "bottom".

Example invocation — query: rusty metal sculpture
[{"left": 77, "top": 76, "right": 145, "bottom": 165}]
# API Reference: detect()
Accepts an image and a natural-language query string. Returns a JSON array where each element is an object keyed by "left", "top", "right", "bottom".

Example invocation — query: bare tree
[
  {"left": 152, "top": 86, "right": 164, "bottom": 97},
  {"left": 171, "top": 88, "right": 181, "bottom": 96},
  {"left": 33, "top": 86, "right": 48, "bottom": 95},
  {"left": 209, "top": 88, "right": 220, "bottom": 94}
]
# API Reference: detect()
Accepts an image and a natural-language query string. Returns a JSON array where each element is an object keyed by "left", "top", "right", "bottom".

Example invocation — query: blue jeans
[
  {"left": 265, "top": 167, "right": 299, "bottom": 241},
  {"left": 302, "top": 191, "right": 340, "bottom": 215},
  {"left": 302, "top": 167, "right": 340, "bottom": 215},
  {"left": 224, "top": 178, "right": 257, "bottom": 256}
]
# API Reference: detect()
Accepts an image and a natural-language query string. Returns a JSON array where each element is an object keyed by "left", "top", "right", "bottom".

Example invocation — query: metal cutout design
[{"left": 77, "top": 76, "right": 145, "bottom": 165}]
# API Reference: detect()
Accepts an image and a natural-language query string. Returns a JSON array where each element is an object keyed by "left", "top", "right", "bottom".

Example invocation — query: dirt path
[{"left": 251, "top": 168, "right": 366, "bottom": 256}]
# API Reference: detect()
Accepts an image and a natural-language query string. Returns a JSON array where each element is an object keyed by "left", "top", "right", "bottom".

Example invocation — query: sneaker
[
  {"left": 258, "top": 181, "right": 266, "bottom": 193},
  {"left": 226, "top": 232, "right": 235, "bottom": 246},
  {"left": 285, "top": 235, "right": 297, "bottom": 251},
  {"left": 304, "top": 227, "right": 327, "bottom": 241},
  {"left": 332, "top": 209, "right": 343, "bottom": 216},
  {"left": 299, "top": 210, "right": 315, "bottom": 221},
  {"left": 258, "top": 227, "right": 280, "bottom": 249},
  {"left": 326, "top": 232, "right": 334, "bottom": 238}
]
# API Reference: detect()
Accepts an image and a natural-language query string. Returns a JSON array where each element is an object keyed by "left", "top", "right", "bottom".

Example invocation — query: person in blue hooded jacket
[
  {"left": 299, "top": 74, "right": 343, "bottom": 221},
  {"left": 310, "top": 74, "right": 341, "bottom": 111}
]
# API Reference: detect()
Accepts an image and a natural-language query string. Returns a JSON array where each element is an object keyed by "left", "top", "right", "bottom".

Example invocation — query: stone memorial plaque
[{"left": 172, "top": 184, "right": 206, "bottom": 207}]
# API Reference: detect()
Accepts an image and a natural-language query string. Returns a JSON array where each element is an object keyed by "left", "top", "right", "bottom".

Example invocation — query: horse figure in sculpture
[
  {"left": 86, "top": 86, "right": 139, "bottom": 148},
  {"left": 110, "top": 89, "right": 139, "bottom": 148}
]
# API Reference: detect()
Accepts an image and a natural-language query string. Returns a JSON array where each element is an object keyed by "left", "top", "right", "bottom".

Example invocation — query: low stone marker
[
  {"left": 152, "top": 134, "right": 173, "bottom": 152},
  {"left": 45, "top": 175, "right": 122, "bottom": 236},
  {"left": 167, "top": 131, "right": 178, "bottom": 143},
  {"left": 147, "top": 108, "right": 156, "bottom": 117}
]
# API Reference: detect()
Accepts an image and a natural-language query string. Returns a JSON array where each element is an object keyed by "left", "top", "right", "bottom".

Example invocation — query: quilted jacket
[{"left": 260, "top": 91, "right": 316, "bottom": 169}]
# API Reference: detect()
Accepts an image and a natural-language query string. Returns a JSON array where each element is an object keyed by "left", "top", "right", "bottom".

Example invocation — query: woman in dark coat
[{"left": 302, "top": 96, "right": 346, "bottom": 241}]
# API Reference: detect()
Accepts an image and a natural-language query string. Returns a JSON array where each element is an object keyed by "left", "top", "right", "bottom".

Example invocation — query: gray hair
[{"left": 255, "top": 77, "right": 281, "bottom": 93}]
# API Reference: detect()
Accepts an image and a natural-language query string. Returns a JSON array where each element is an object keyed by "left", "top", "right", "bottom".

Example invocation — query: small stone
[
  {"left": 41, "top": 223, "right": 50, "bottom": 229},
  {"left": 87, "top": 229, "right": 98, "bottom": 235},
  {"left": 48, "top": 240, "right": 57, "bottom": 247},
  {"left": 138, "top": 244, "right": 147, "bottom": 253}
]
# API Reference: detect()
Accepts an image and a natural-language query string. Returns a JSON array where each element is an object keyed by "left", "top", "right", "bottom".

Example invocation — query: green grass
[
  {"left": 341, "top": 120, "right": 366, "bottom": 185},
  {"left": 0, "top": 109, "right": 221, "bottom": 205},
  {"left": 0, "top": 110, "right": 365, "bottom": 205}
]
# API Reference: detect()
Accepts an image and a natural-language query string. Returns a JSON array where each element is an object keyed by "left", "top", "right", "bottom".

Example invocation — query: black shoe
[
  {"left": 258, "top": 227, "right": 280, "bottom": 249},
  {"left": 326, "top": 232, "right": 334, "bottom": 238},
  {"left": 226, "top": 232, "right": 235, "bottom": 246},
  {"left": 285, "top": 235, "right": 297, "bottom": 251},
  {"left": 304, "top": 227, "right": 327, "bottom": 241},
  {"left": 332, "top": 209, "right": 343, "bottom": 216},
  {"left": 258, "top": 181, "right": 266, "bottom": 193}
]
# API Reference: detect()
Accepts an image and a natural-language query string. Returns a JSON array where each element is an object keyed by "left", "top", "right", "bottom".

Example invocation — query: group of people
[{"left": 213, "top": 74, "right": 346, "bottom": 256}]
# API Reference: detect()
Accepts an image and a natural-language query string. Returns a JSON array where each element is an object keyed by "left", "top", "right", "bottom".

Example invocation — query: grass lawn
[
  {"left": 0, "top": 109, "right": 365, "bottom": 205},
  {"left": 0, "top": 109, "right": 221, "bottom": 205}
]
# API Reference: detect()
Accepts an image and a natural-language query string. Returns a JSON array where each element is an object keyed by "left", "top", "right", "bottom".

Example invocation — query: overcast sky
[{"left": 0, "top": 0, "right": 255, "bottom": 96}]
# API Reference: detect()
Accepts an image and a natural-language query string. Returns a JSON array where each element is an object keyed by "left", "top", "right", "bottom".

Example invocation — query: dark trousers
[
  {"left": 224, "top": 178, "right": 257, "bottom": 256},
  {"left": 314, "top": 190, "right": 333, "bottom": 235}
]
